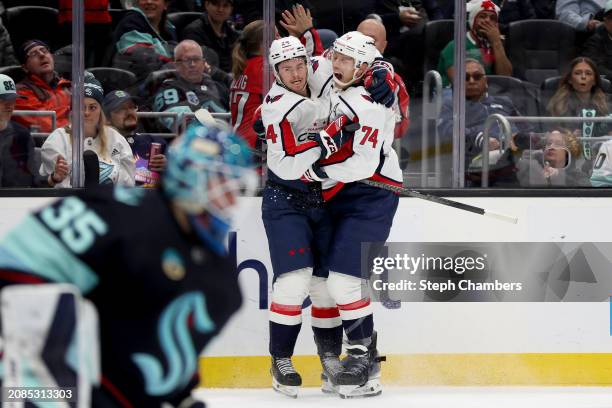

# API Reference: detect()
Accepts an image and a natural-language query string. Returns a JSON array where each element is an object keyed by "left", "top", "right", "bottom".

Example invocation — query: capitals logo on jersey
[
  {"left": 265, "top": 94, "right": 283, "bottom": 104},
  {"left": 311, "top": 58, "right": 320, "bottom": 73}
]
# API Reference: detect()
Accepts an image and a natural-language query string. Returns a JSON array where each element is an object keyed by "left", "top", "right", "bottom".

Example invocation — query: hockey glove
[
  {"left": 314, "top": 115, "right": 359, "bottom": 159},
  {"left": 302, "top": 163, "right": 328, "bottom": 182},
  {"left": 364, "top": 59, "right": 397, "bottom": 108}
]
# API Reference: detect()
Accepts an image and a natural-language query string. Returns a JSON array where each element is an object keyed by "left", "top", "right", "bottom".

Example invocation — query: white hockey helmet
[
  {"left": 269, "top": 36, "right": 308, "bottom": 84},
  {"left": 332, "top": 31, "right": 377, "bottom": 70}
]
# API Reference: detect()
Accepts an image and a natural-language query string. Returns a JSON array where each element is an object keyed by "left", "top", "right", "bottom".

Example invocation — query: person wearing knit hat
[
  {"left": 39, "top": 74, "right": 136, "bottom": 188},
  {"left": 437, "top": 0, "right": 512, "bottom": 87},
  {"left": 13, "top": 39, "right": 71, "bottom": 133}
]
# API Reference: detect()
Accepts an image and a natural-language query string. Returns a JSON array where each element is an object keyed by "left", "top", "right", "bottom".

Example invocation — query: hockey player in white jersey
[
  {"left": 305, "top": 31, "right": 403, "bottom": 398},
  {"left": 261, "top": 36, "right": 345, "bottom": 398}
]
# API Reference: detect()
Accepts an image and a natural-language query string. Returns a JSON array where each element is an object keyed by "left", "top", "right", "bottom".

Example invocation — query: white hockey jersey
[
  {"left": 591, "top": 140, "right": 612, "bottom": 186},
  {"left": 318, "top": 85, "right": 403, "bottom": 200},
  {"left": 262, "top": 81, "right": 330, "bottom": 190}
]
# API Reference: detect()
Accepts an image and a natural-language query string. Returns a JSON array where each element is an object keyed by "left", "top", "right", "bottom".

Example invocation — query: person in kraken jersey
[{"left": 0, "top": 123, "right": 256, "bottom": 407}]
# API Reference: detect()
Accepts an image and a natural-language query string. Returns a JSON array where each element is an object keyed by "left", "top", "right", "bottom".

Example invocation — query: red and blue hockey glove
[{"left": 364, "top": 59, "right": 397, "bottom": 108}]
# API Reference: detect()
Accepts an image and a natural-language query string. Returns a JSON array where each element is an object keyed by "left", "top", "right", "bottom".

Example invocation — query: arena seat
[
  {"left": 423, "top": 19, "right": 454, "bottom": 73},
  {"left": 4, "top": 6, "right": 60, "bottom": 51},
  {"left": 87, "top": 67, "right": 137, "bottom": 93},
  {"left": 2, "top": 0, "right": 58, "bottom": 8},
  {"left": 506, "top": 20, "right": 576, "bottom": 86},
  {"left": 167, "top": 12, "right": 201, "bottom": 40},
  {"left": 0, "top": 65, "right": 26, "bottom": 84},
  {"left": 486, "top": 75, "right": 543, "bottom": 124}
]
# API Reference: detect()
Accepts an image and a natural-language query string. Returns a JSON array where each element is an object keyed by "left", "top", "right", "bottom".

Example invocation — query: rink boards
[{"left": 0, "top": 196, "right": 611, "bottom": 387}]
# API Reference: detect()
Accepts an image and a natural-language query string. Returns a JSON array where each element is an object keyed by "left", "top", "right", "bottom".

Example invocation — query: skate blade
[
  {"left": 321, "top": 374, "right": 337, "bottom": 394},
  {"left": 337, "top": 379, "right": 382, "bottom": 399},
  {"left": 272, "top": 377, "right": 299, "bottom": 398}
]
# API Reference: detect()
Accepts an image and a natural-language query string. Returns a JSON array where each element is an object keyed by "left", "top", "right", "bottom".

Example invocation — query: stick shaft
[{"left": 360, "top": 179, "right": 518, "bottom": 224}]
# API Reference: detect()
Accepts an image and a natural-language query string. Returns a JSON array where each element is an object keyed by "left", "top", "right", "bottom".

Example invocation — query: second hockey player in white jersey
[
  {"left": 305, "top": 31, "right": 403, "bottom": 399},
  {"left": 261, "top": 36, "right": 344, "bottom": 399}
]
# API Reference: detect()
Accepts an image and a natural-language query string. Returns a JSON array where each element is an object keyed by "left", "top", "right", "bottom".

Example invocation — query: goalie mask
[{"left": 163, "top": 124, "right": 257, "bottom": 254}]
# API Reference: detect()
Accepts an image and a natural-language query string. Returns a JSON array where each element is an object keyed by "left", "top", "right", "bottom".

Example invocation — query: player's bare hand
[
  {"left": 52, "top": 155, "right": 69, "bottom": 183},
  {"left": 280, "top": 4, "right": 313, "bottom": 37},
  {"left": 149, "top": 154, "right": 167, "bottom": 172}
]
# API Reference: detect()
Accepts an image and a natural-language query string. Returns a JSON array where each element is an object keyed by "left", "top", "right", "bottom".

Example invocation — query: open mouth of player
[{"left": 334, "top": 72, "right": 343, "bottom": 80}]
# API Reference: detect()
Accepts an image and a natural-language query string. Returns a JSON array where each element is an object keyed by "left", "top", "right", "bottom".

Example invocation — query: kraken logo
[{"left": 132, "top": 292, "right": 216, "bottom": 396}]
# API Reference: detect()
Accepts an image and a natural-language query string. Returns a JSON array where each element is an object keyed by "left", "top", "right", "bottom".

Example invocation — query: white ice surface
[{"left": 194, "top": 387, "right": 612, "bottom": 408}]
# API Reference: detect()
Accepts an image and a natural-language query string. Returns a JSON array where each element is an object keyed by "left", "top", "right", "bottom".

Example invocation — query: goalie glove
[{"left": 364, "top": 59, "right": 397, "bottom": 108}]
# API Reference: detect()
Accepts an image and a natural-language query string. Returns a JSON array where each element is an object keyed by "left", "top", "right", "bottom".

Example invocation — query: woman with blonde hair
[
  {"left": 516, "top": 129, "right": 590, "bottom": 187},
  {"left": 41, "top": 77, "right": 135, "bottom": 188}
]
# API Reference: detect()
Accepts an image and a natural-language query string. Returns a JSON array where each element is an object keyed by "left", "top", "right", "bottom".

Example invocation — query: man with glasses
[
  {"left": 152, "top": 39, "right": 228, "bottom": 132},
  {"left": 14, "top": 39, "right": 71, "bottom": 133},
  {"left": 438, "top": 59, "right": 528, "bottom": 185},
  {"left": 104, "top": 90, "right": 167, "bottom": 186}
]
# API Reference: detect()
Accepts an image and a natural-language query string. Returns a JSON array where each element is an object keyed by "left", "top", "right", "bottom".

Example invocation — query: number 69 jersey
[
  {"left": 319, "top": 85, "right": 403, "bottom": 200},
  {"left": 0, "top": 186, "right": 242, "bottom": 406},
  {"left": 262, "top": 81, "right": 330, "bottom": 192}
]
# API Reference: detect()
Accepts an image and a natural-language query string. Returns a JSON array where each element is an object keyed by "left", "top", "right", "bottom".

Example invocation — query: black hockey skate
[
  {"left": 336, "top": 331, "right": 385, "bottom": 399},
  {"left": 314, "top": 333, "right": 344, "bottom": 394},
  {"left": 270, "top": 356, "right": 302, "bottom": 398}
]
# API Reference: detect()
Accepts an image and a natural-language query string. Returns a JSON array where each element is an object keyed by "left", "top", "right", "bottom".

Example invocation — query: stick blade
[{"left": 484, "top": 210, "right": 518, "bottom": 224}]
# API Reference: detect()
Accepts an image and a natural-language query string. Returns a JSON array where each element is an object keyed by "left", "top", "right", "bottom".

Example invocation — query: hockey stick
[{"left": 360, "top": 179, "right": 518, "bottom": 224}]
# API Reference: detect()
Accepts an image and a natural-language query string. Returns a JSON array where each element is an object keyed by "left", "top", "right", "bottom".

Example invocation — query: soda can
[{"left": 148, "top": 142, "right": 162, "bottom": 170}]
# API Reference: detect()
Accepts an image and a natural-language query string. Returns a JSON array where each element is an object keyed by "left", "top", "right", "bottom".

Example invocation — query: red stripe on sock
[
  {"left": 270, "top": 302, "right": 302, "bottom": 316},
  {"left": 311, "top": 306, "right": 340, "bottom": 318},
  {"left": 337, "top": 298, "right": 371, "bottom": 311}
]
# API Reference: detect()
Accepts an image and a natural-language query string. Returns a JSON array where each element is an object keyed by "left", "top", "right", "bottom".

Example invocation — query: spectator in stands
[
  {"left": 556, "top": 0, "right": 605, "bottom": 32},
  {"left": 547, "top": 57, "right": 610, "bottom": 140},
  {"left": 58, "top": 0, "right": 113, "bottom": 67},
  {"left": 438, "top": 0, "right": 536, "bottom": 30},
  {"left": 229, "top": 20, "right": 264, "bottom": 148},
  {"left": 41, "top": 77, "right": 135, "bottom": 188},
  {"left": 516, "top": 129, "right": 590, "bottom": 187},
  {"left": 438, "top": 0, "right": 512, "bottom": 87},
  {"left": 104, "top": 90, "right": 167, "bottom": 186},
  {"left": 0, "top": 74, "right": 42, "bottom": 187},
  {"left": 357, "top": 18, "right": 410, "bottom": 139},
  {"left": 582, "top": 1, "right": 612, "bottom": 79},
  {"left": 438, "top": 59, "right": 528, "bottom": 183},
  {"left": 496, "top": 0, "right": 536, "bottom": 33},
  {"left": 182, "top": 0, "right": 239, "bottom": 73},
  {"left": 14, "top": 40, "right": 71, "bottom": 133},
  {"left": 113, "top": 0, "right": 177, "bottom": 79},
  {"left": 152, "top": 39, "right": 228, "bottom": 131},
  {"left": 0, "top": 19, "right": 18, "bottom": 66}
]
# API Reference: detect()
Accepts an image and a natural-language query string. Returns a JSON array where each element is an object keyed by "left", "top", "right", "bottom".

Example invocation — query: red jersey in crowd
[{"left": 230, "top": 55, "right": 263, "bottom": 148}]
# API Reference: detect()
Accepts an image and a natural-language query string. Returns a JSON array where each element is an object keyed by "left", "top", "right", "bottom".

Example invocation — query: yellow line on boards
[{"left": 200, "top": 354, "right": 612, "bottom": 388}]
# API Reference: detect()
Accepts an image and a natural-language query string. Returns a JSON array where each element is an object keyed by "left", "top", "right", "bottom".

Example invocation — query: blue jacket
[{"left": 437, "top": 94, "right": 525, "bottom": 162}]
